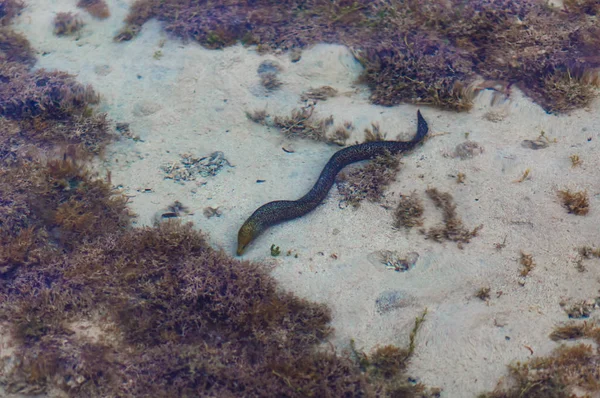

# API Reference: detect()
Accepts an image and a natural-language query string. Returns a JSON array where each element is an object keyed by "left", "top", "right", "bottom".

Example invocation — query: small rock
[
  {"left": 375, "top": 290, "right": 412, "bottom": 314},
  {"left": 133, "top": 101, "right": 162, "bottom": 117},
  {"left": 453, "top": 141, "right": 484, "bottom": 159},
  {"left": 289, "top": 48, "right": 302, "bottom": 62},
  {"left": 483, "top": 110, "right": 507, "bottom": 122},
  {"left": 494, "top": 314, "right": 509, "bottom": 327},
  {"left": 521, "top": 139, "right": 549, "bottom": 150},
  {"left": 94, "top": 64, "right": 112, "bottom": 76},
  {"left": 203, "top": 207, "right": 222, "bottom": 218},
  {"left": 257, "top": 60, "right": 282, "bottom": 75},
  {"left": 152, "top": 201, "right": 189, "bottom": 224}
]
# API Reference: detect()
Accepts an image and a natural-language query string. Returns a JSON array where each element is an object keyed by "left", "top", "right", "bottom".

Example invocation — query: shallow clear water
[{"left": 2, "top": 0, "right": 600, "bottom": 396}]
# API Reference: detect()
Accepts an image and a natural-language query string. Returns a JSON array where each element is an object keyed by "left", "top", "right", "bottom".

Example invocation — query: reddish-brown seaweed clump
[
  {"left": 482, "top": 321, "right": 600, "bottom": 397},
  {"left": 0, "top": 1, "right": 34, "bottom": 65},
  {"left": 77, "top": 0, "right": 110, "bottom": 19},
  {"left": 117, "top": 0, "right": 600, "bottom": 113},
  {"left": 0, "top": 149, "right": 432, "bottom": 396},
  {"left": 53, "top": 12, "right": 84, "bottom": 36},
  {"left": 0, "top": 62, "right": 113, "bottom": 158},
  {"left": 0, "top": 0, "right": 112, "bottom": 159},
  {"left": 0, "top": 0, "right": 24, "bottom": 26}
]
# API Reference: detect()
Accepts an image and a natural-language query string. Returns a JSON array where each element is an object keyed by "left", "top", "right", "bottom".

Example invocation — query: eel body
[{"left": 237, "top": 110, "right": 429, "bottom": 255}]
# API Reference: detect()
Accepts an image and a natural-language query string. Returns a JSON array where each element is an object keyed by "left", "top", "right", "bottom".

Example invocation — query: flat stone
[
  {"left": 375, "top": 290, "right": 413, "bottom": 314},
  {"left": 521, "top": 139, "right": 549, "bottom": 150}
]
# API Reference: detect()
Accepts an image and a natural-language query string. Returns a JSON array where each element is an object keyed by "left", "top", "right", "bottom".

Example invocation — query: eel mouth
[
  {"left": 236, "top": 226, "right": 253, "bottom": 256},
  {"left": 236, "top": 243, "right": 247, "bottom": 256}
]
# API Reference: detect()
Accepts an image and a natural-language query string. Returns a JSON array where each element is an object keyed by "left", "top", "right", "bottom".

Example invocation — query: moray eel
[{"left": 237, "top": 110, "right": 429, "bottom": 256}]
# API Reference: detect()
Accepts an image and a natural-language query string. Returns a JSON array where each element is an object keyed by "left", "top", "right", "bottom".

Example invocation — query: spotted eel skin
[{"left": 236, "top": 110, "right": 429, "bottom": 255}]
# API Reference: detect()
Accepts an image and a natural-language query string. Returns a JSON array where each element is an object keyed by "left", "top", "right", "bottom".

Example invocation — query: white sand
[{"left": 5, "top": 0, "right": 600, "bottom": 396}]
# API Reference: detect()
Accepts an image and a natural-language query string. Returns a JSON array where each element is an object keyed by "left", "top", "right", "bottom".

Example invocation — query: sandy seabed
[{"left": 3, "top": 0, "right": 600, "bottom": 396}]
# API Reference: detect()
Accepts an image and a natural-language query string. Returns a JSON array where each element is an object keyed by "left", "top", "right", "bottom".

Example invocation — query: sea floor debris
[
  {"left": 161, "top": 151, "right": 233, "bottom": 183},
  {"left": 368, "top": 250, "right": 419, "bottom": 273}
]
